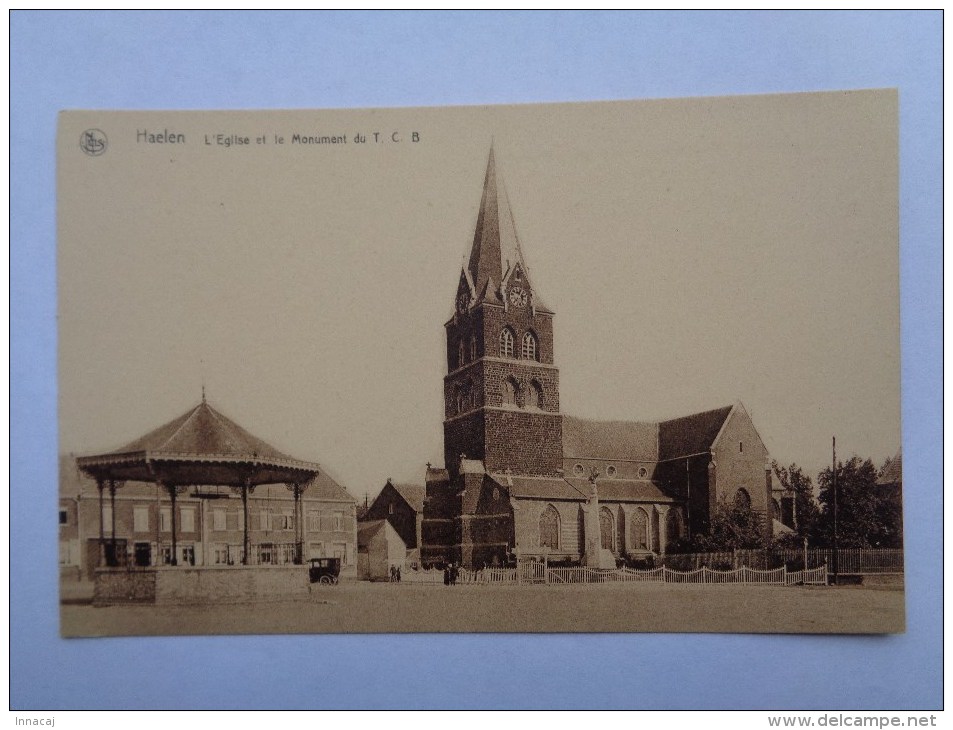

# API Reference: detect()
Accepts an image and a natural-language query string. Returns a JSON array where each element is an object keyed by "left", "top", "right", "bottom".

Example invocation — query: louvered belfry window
[
  {"left": 500, "top": 328, "right": 515, "bottom": 357},
  {"left": 522, "top": 331, "right": 538, "bottom": 360}
]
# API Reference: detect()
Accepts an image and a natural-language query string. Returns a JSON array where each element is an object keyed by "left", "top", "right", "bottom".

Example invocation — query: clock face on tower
[{"left": 508, "top": 287, "right": 528, "bottom": 307}]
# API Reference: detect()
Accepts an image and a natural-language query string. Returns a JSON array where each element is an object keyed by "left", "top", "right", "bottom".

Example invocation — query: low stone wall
[
  {"left": 94, "top": 565, "right": 311, "bottom": 606},
  {"left": 94, "top": 569, "right": 156, "bottom": 606}
]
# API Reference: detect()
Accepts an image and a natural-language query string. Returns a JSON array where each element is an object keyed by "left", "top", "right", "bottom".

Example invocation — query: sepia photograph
[{"left": 58, "top": 91, "right": 903, "bottom": 637}]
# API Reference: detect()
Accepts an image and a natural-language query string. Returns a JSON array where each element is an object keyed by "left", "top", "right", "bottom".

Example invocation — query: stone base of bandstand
[{"left": 93, "top": 565, "right": 313, "bottom": 606}]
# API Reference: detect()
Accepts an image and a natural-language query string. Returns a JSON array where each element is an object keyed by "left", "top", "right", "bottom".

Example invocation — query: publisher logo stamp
[{"left": 80, "top": 129, "right": 107, "bottom": 156}]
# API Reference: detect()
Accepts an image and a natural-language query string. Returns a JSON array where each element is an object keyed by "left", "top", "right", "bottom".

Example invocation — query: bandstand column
[
  {"left": 108, "top": 480, "right": 118, "bottom": 566},
  {"left": 167, "top": 484, "right": 179, "bottom": 566},
  {"left": 241, "top": 477, "right": 252, "bottom": 565},
  {"left": 96, "top": 477, "right": 105, "bottom": 566}
]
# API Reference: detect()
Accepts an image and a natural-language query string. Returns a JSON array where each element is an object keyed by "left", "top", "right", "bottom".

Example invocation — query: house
[
  {"left": 357, "top": 519, "right": 407, "bottom": 581},
  {"left": 363, "top": 478, "right": 425, "bottom": 560},
  {"left": 421, "top": 147, "right": 778, "bottom": 569}
]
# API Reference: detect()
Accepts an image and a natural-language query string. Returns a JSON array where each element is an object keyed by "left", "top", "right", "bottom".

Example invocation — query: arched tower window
[
  {"left": 539, "top": 505, "right": 560, "bottom": 550},
  {"left": 630, "top": 508, "right": 649, "bottom": 550},
  {"left": 469, "top": 334, "right": 477, "bottom": 362},
  {"left": 521, "top": 331, "right": 538, "bottom": 361},
  {"left": 503, "top": 377, "right": 519, "bottom": 407},
  {"left": 527, "top": 380, "right": 543, "bottom": 410},
  {"left": 733, "top": 488, "right": 752, "bottom": 511},
  {"left": 458, "top": 339, "right": 466, "bottom": 368},
  {"left": 500, "top": 327, "right": 515, "bottom": 358},
  {"left": 457, "top": 381, "right": 473, "bottom": 413}
]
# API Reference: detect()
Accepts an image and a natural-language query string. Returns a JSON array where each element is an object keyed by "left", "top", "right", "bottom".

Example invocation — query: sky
[{"left": 58, "top": 91, "right": 899, "bottom": 503}]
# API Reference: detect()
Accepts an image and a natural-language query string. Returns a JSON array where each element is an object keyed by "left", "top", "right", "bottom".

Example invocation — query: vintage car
[{"left": 308, "top": 557, "right": 341, "bottom": 584}]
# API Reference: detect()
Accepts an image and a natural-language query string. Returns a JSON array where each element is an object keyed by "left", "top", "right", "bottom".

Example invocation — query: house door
[{"left": 134, "top": 542, "right": 152, "bottom": 567}]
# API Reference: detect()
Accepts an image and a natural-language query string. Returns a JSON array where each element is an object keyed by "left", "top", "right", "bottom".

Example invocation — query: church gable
[{"left": 658, "top": 405, "right": 734, "bottom": 461}]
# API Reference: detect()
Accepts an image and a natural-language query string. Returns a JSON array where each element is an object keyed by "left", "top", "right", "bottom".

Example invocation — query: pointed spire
[{"left": 466, "top": 144, "right": 529, "bottom": 301}]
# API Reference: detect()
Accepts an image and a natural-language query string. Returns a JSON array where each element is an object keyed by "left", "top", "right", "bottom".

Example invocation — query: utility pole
[{"left": 832, "top": 436, "right": 839, "bottom": 585}]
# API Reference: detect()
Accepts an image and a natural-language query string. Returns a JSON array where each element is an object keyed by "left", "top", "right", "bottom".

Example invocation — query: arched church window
[
  {"left": 667, "top": 508, "right": 683, "bottom": 542},
  {"left": 527, "top": 380, "right": 543, "bottom": 410},
  {"left": 600, "top": 506, "right": 615, "bottom": 552},
  {"left": 500, "top": 327, "right": 515, "bottom": 357},
  {"left": 521, "top": 331, "right": 538, "bottom": 361},
  {"left": 503, "top": 377, "right": 519, "bottom": 407},
  {"left": 458, "top": 339, "right": 466, "bottom": 368},
  {"left": 539, "top": 505, "right": 560, "bottom": 550},
  {"left": 630, "top": 508, "right": 649, "bottom": 550},
  {"left": 772, "top": 498, "right": 781, "bottom": 522},
  {"left": 734, "top": 488, "right": 752, "bottom": 511},
  {"left": 470, "top": 334, "right": 477, "bottom": 362}
]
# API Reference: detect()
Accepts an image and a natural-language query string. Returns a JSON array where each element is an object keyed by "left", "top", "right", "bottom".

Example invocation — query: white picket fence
[{"left": 400, "top": 564, "right": 827, "bottom": 587}]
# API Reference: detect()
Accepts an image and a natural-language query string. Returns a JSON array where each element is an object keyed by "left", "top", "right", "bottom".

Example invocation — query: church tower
[{"left": 443, "top": 147, "right": 563, "bottom": 478}]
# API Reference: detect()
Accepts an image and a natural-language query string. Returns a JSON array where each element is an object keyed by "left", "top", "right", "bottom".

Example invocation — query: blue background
[{"left": 11, "top": 11, "right": 942, "bottom": 710}]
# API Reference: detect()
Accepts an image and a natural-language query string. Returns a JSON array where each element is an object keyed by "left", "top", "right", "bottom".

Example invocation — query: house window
[
  {"left": 160, "top": 507, "right": 171, "bottom": 532},
  {"left": 499, "top": 327, "right": 515, "bottom": 357},
  {"left": 180, "top": 507, "right": 196, "bottom": 533},
  {"left": 539, "top": 505, "right": 560, "bottom": 550},
  {"left": 260, "top": 543, "right": 274, "bottom": 565},
  {"left": 160, "top": 544, "right": 173, "bottom": 565},
  {"left": 213, "top": 544, "right": 230, "bottom": 565},
  {"left": 333, "top": 543, "right": 348, "bottom": 565},
  {"left": 333, "top": 512, "right": 344, "bottom": 532},
  {"left": 59, "top": 509, "right": 68, "bottom": 526},
  {"left": 503, "top": 377, "right": 519, "bottom": 406},
  {"left": 521, "top": 331, "right": 538, "bottom": 361},
  {"left": 309, "top": 542, "right": 324, "bottom": 560},
  {"left": 133, "top": 506, "right": 149, "bottom": 533},
  {"left": 275, "top": 513, "right": 295, "bottom": 530},
  {"left": 259, "top": 510, "right": 270, "bottom": 531},
  {"left": 180, "top": 545, "right": 195, "bottom": 566},
  {"left": 59, "top": 541, "right": 71, "bottom": 565},
  {"left": 213, "top": 510, "right": 226, "bottom": 531},
  {"left": 527, "top": 380, "right": 542, "bottom": 410}
]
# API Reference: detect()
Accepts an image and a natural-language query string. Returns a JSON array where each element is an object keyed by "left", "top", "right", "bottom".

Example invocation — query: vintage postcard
[{"left": 58, "top": 91, "right": 902, "bottom": 636}]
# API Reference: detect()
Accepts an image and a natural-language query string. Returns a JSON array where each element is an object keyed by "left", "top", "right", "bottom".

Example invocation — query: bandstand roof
[{"left": 76, "top": 400, "right": 321, "bottom": 487}]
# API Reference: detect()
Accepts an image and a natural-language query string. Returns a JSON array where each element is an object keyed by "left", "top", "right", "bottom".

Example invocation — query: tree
[
  {"left": 772, "top": 460, "right": 821, "bottom": 543},
  {"left": 816, "top": 456, "right": 895, "bottom": 548},
  {"left": 690, "top": 498, "right": 767, "bottom": 552}
]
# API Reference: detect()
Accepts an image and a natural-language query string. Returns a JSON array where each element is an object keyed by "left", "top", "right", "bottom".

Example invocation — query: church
[{"left": 421, "top": 147, "right": 782, "bottom": 570}]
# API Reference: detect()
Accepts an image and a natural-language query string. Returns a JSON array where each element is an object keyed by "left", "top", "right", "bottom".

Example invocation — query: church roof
[
  {"left": 494, "top": 474, "right": 674, "bottom": 503},
  {"left": 657, "top": 405, "right": 734, "bottom": 460},
  {"left": 464, "top": 146, "right": 551, "bottom": 313},
  {"left": 562, "top": 416, "right": 658, "bottom": 461}
]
